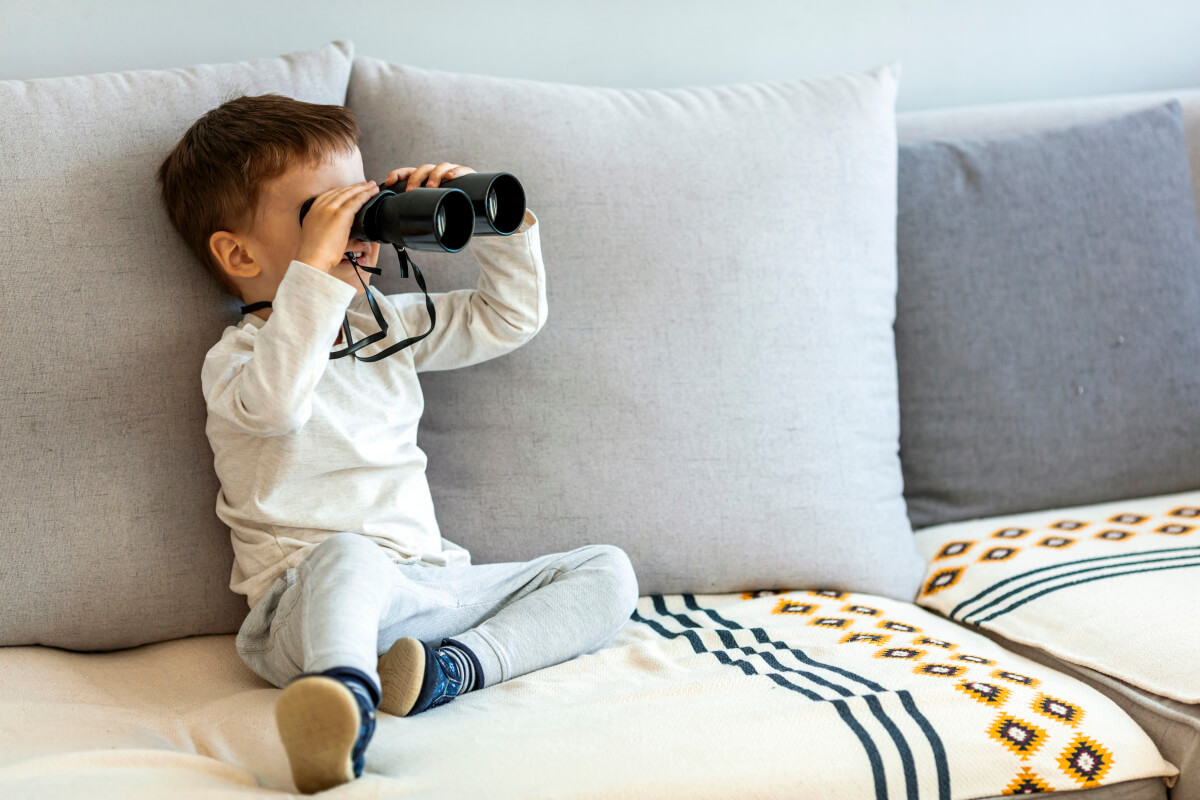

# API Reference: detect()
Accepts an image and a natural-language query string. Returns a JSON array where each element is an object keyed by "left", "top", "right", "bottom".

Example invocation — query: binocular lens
[
  {"left": 436, "top": 206, "right": 446, "bottom": 238},
  {"left": 487, "top": 187, "right": 498, "bottom": 222}
]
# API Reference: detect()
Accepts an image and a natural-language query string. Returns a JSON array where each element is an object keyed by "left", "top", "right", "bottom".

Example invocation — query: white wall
[{"left": 2, "top": 0, "right": 1199, "bottom": 112}]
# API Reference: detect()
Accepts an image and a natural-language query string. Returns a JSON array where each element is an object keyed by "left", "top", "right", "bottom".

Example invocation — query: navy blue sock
[
  {"left": 440, "top": 638, "right": 484, "bottom": 692},
  {"left": 319, "top": 666, "right": 381, "bottom": 709}
]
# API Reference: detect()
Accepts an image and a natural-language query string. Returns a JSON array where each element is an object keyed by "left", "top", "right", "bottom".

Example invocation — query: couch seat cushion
[
  {"left": 914, "top": 488, "right": 1200, "bottom": 704},
  {"left": 978, "top": 628, "right": 1200, "bottom": 800},
  {"left": 0, "top": 592, "right": 1176, "bottom": 798}
]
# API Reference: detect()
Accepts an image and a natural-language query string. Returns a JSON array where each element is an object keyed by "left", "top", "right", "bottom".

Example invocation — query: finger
[
  {"left": 426, "top": 162, "right": 459, "bottom": 188},
  {"left": 328, "top": 181, "right": 379, "bottom": 210},
  {"left": 385, "top": 168, "right": 415, "bottom": 187},
  {"left": 317, "top": 180, "right": 373, "bottom": 205},
  {"left": 443, "top": 166, "right": 475, "bottom": 182},
  {"left": 407, "top": 165, "right": 435, "bottom": 191},
  {"left": 347, "top": 181, "right": 380, "bottom": 201},
  {"left": 407, "top": 164, "right": 436, "bottom": 192}
]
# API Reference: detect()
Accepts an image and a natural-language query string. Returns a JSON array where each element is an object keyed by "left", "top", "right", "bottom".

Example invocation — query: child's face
[{"left": 209, "top": 145, "right": 381, "bottom": 313}]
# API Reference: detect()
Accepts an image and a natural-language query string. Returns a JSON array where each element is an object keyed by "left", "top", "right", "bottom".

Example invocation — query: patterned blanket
[
  {"left": 585, "top": 590, "right": 1177, "bottom": 798},
  {"left": 0, "top": 589, "right": 1179, "bottom": 799},
  {"left": 913, "top": 490, "right": 1200, "bottom": 706}
]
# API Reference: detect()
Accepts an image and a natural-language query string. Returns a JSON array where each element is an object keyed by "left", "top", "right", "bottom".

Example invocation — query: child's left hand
[{"left": 383, "top": 162, "right": 477, "bottom": 192}]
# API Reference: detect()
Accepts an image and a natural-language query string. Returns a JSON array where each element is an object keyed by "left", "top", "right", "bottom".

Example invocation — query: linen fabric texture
[
  {"left": 347, "top": 57, "right": 926, "bottom": 603},
  {"left": 894, "top": 100, "right": 1200, "bottom": 531},
  {"left": 0, "top": 40, "right": 357, "bottom": 649}
]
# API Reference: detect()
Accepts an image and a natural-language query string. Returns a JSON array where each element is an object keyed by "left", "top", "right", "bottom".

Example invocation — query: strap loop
[{"left": 238, "top": 245, "right": 436, "bottom": 363}]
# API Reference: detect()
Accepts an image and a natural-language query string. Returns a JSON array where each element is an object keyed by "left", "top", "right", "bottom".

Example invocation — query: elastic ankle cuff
[
  {"left": 318, "top": 665, "right": 382, "bottom": 708},
  {"left": 442, "top": 637, "right": 484, "bottom": 692}
]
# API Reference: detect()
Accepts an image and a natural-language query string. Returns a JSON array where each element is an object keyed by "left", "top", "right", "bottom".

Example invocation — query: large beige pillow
[
  {"left": 347, "top": 58, "right": 926, "bottom": 601},
  {"left": 0, "top": 41, "right": 355, "bottom": 649}
]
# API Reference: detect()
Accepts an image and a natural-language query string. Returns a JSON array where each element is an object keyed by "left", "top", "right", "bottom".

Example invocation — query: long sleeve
[
  {"left": 388, "top": 207, "right": 549, "bottom": 373},
  {"left": 201, "top": 259, "right": 358, "bottom": 437}
]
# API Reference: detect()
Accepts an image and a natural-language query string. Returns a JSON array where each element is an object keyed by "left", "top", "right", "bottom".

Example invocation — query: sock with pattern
[
  {"left": 439, "top": 638, "right": 484, "bottom": 692},
  {"left": 320, "top": 666, "right": 381, "bottom": 709}
]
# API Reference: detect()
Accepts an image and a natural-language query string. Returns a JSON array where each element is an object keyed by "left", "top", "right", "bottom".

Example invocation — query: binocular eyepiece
[{"left": 298, "top": 171, "right": 526, "bottom": 253}]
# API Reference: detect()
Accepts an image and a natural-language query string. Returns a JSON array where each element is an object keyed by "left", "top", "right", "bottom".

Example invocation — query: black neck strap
[{"left": 238, "top": 244, "right": 436, "bottom": 363}]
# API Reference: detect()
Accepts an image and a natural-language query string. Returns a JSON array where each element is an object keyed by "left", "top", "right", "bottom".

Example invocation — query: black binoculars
[{"left": 298, "top": 171, "right": 526, "bottom": 253}]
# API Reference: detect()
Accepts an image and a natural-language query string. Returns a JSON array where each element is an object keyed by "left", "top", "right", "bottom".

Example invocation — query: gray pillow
[
  {"left": 347, "top": 58, "right": 927, "bottom": 601},
  {"left": 0, "top": 41, "right": 355, "bottom": 649},
  {"left": 894, "top": 100, "right": 1200, "bottom": 531}
]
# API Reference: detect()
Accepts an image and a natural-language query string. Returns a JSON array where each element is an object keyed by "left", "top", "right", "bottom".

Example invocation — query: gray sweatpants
[{"left": 235, "top": 532, "right": 640, "bottom": 699}]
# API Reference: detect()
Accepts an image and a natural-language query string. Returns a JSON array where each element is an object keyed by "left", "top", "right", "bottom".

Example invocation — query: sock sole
[
  {"left": 274, "top": 676, "right": 359, "bottom": 794},
  {"left": 377, "top": 637, "right": 427, "bottom": 717}
]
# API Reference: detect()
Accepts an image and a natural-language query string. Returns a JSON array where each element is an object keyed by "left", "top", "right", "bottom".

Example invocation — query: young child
[{"left": 157, "top": 93, "right": 640, "bottom": 794}]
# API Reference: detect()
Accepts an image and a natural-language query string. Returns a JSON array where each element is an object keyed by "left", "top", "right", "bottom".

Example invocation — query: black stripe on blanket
[
  {"left": 947, "top": 546, "right": 1200, "bottom": 624},
  {"left": 680, "top": 594, "right": 950, "bottom": 800},
  {"left": 632, "top": 593, "right": 950, "bottom": 800}
]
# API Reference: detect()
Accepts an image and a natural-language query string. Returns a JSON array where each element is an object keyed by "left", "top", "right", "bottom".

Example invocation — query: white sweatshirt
[{"left": 201, "top": 208, "right": 547, "bottom": 611}]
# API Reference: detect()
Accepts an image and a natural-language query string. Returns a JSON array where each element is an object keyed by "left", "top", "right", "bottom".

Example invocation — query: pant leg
[
  {"left": 378, "top": 543, "right": 640, "bottom": 690},
  {"left": 235, "top": 531, "right": 414, "bottom": 698},
  {"left": 235, "top": 567, "right": 298, "bottom": 689}
]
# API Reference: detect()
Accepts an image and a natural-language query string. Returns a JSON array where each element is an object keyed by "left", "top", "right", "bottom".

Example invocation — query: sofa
[{"left": 2, "top": 38, "right": 1198, "bottom": 799}]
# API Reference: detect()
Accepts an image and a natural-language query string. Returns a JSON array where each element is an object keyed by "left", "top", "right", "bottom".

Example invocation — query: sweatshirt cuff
[
  {"left": 513, "top": 208, "right": 536, "bottom": 234},
  {"left": 277, "top": 259, "right": 358, "bottom": 314},
  {"left": 469, "top": 208, "right": 538, "bottom": 248}
]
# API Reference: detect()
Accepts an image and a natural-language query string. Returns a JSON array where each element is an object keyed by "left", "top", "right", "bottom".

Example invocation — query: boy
[{"left": 157, "top": 93, "right": 639, "bottom": 794}]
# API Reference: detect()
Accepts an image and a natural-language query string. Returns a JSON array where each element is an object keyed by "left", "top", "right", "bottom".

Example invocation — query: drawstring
[{"left": 238, "top": 244, "right": 436, "bottom": 362}]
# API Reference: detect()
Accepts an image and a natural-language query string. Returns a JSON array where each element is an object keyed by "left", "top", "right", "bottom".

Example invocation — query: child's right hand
[{"left": 294, "top": 180, "right": 380, "bottom": 272}]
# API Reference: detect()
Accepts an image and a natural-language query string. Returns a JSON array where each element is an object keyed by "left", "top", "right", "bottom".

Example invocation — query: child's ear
[{"left": 209, "top": 230, "right": 261, "bottom": 280}]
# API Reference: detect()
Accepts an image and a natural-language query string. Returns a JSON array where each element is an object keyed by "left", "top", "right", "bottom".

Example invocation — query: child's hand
[
  {"left": 295, "top": 180, "right": 380, "bottom": 273},
  {"left": 384, "top": 163, "right": 477, "bottom": 192}
]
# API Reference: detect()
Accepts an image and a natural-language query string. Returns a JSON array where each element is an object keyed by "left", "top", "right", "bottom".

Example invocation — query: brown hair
[{"left": 156, "top": 92, "right": 360, "bottom": 300}]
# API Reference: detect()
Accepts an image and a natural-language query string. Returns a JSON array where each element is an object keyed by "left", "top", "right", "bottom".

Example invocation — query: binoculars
[{"left": 298, "top": 171, "right": 526, "bottom": 253}]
